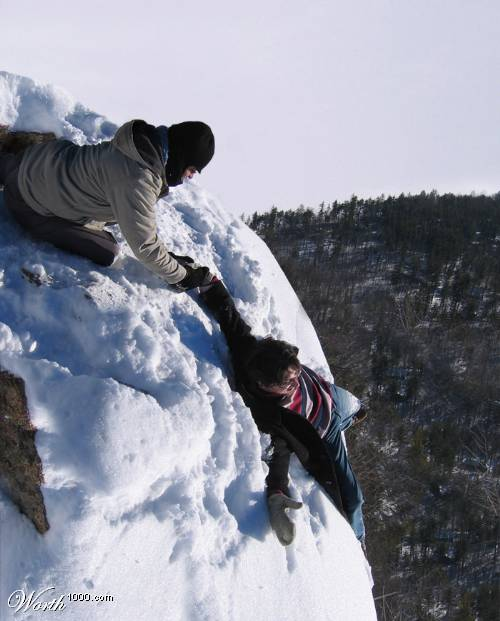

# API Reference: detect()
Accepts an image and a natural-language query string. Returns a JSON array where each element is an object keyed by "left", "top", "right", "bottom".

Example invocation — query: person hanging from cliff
[
  {"left": 190, "top": 268, "right": 367, "bottom": 548},
  {"left": 0, "top": 120, "right": 215, "bottom": 292}
]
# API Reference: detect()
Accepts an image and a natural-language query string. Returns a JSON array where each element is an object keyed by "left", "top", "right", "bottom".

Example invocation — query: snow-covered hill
[{"left": 0, "top": 72, "right": 376, "bottom": 621}]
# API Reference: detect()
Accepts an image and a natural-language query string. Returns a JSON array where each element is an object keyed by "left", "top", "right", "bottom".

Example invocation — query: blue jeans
[{"left": 322, "top": 385, "right": 365, "bottom": 542}]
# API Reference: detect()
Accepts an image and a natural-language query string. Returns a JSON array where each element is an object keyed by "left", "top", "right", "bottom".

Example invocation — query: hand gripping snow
[{"left": 267, "top": 492, "right": 303, "bottom": 546}]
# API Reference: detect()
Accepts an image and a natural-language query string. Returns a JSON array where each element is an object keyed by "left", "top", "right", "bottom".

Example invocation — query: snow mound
[
  {"left": 0, "top": 71, "right": 116, "bottom": 144},
  {"left": 0, "top": 72, "right": 375, "bottom": 621}
]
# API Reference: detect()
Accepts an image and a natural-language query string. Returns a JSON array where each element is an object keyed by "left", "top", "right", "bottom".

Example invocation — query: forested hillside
[{"left": 247, "top": 191, "right": 500, "bottom": 620}]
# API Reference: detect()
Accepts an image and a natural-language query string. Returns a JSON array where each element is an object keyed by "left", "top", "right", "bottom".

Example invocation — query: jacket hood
[{"left": 112, "top": 120, "right": 166, "bottom": 184}]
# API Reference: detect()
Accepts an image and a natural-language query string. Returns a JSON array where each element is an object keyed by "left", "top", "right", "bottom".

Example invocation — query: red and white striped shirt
[{"left": 279, "top": 366, "right": 334, "bottom": 438}]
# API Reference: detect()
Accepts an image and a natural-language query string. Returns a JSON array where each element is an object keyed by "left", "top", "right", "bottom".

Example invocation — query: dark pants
[{"left": 0, "top": 152, "right": 118, "bottom": 267}]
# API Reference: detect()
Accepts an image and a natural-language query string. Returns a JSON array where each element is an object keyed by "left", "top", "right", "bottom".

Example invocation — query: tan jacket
[{"left": 17, "top": 120, "right": 186, "bottom": 284}]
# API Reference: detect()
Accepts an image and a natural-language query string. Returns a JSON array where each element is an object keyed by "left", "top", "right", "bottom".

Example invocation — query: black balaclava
[{"left": 165, "top": 122, "right": 215, "bottom": 187}]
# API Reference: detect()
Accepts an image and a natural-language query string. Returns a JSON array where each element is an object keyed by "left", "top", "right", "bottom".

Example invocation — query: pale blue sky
[{"left": 2, "top": 0, "right": 499, "bottom": 214}]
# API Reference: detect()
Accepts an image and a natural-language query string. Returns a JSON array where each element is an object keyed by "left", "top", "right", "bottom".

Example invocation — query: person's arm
[
  {"left": 265, "top": 434, "right": 303, "bottom": 546},
  {"left": 200, "top": 280, "right": 256, "bottom": 352},
  {"left": 265, "top": 434, "right": 292, "bottom": 496},
  {"left": 107, "top": 168, "right": 187, "bottom": 284}
]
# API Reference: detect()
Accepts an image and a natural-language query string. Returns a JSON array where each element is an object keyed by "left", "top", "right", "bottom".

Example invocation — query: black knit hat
[{"left": 165, "top": 121, "right": 215, "bottom": 187}]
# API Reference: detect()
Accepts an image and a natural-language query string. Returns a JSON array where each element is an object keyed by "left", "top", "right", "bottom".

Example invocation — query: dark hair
[{"left": 245, "top": 338, "right": 300, "bottom": 385}]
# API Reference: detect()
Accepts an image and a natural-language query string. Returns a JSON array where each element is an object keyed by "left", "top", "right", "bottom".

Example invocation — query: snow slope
[{"left": 0, "top": 72, "right": 376, "bottom": 621}]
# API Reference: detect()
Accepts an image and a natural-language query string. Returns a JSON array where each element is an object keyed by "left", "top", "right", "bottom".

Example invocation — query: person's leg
[
  {"left": 33, "top": 218, "right": 119, "bottom": 267},
  {"left": 323, "top": 416, "right": 365, "bottom": 541},
  {"left": 3, "top": 169, "right": 118, "bottom": 267},
  {"left": 330, "top": 385, "right": 362, "bottom": 432}
]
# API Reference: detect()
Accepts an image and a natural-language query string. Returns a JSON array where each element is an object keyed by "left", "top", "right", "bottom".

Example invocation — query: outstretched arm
[
  {"left": 265, "top": 434, "right": 303, "bottom": 546},
  {"left": 107, "top": 169, "right": 187, "bottom": 284},
  {"left": 200, "top": 281, "right": 256, "bottom": 355},
  {"left": 265, "top": 435, "right": 292, "bottom": 496}
]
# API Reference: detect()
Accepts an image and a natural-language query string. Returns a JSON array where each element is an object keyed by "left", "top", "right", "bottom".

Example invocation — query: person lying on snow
[
  {"left": 0, "top": 120, "right": 215, "bottom": 292},
  {"left": 196, "top": 273, "right": 367, "bottom": 549}
]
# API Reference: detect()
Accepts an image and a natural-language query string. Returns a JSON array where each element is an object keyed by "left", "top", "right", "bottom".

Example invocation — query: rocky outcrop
[
  {"left": 0, "top": 368, "right": 49, "bottom": 533},
  {"left": 0, "top": 125, "right": 56, "bottom": 155}
]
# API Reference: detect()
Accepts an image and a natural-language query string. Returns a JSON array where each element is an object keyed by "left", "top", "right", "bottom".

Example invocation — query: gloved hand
[
  {"left": 169, "top": 252, "right": 220, "bottom": 293},
  {"left": 169, "top": 252, "right": 196, "bottom": 268},
  {"left": 267, "top": 492, "right": 303, "bottom": 546},
  {"left": 173, "top": 264, "right": 214, "bottom": 292}
]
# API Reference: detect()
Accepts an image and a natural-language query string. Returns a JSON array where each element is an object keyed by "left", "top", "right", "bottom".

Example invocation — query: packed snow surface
[{"left": 0, "top": 72, "right": 375, "bottom": 621}]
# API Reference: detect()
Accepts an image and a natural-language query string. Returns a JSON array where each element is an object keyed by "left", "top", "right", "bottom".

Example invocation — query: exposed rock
[
  {"left": 0, "top": 368, "right": 49, "bottom": 533},
  {"left": 0, "top": 125, "right": 56, "bottom": 155}
]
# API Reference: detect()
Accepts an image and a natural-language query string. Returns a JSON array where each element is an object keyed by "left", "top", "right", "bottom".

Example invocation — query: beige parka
[{"left": 17, "top": 120, "right": 187, "bottom": 284}]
